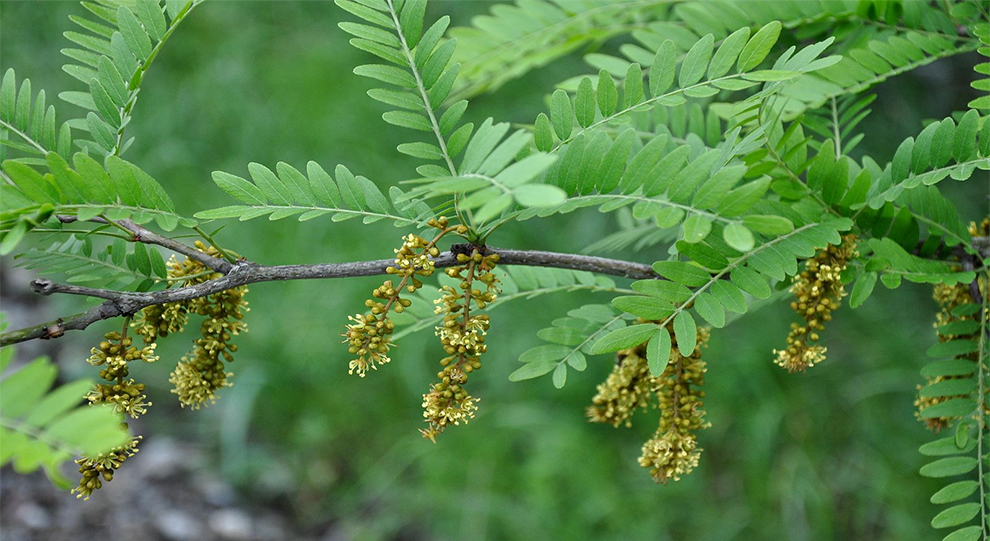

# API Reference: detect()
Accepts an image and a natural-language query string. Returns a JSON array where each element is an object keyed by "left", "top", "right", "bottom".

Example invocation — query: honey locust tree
[{"left": 0, "top": 1, "right": 988, "bottom": 538}]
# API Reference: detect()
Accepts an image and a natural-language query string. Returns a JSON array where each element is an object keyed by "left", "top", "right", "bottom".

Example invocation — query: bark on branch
[
  {"left": 56, "top": 215, "right": 232, "bottom": 273},
  {"left": 5, "top": 236, "right": 987, "bottom": 347},
  {"left": 1, "top": 247, "right": 658, "bottom": 346}
]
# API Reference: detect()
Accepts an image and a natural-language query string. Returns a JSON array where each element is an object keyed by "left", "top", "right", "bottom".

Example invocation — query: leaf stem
[
  {"left": 99, "top": 215, "right": 137, "bottom": 237},
  {"left": 192, "top": 226, "right": 236, "bottom": 264},
  {"left": 110, "top": 0, "right": 202, "bottom": 156},
  {"left": 655, "top": 222, "right": 820, "bottom": 333},
  {"left": 28, "top": 228, "right": 132, "bottom": 241},
  {"left": 384, "top": 0, "right": 470, "bottom": 229},
  {"left": 830, "top": 97, "right": 842, "bottom": 158},
  {"left": 972, "top": 267, "right": 989, "bottom": 540},
  {"left": 0, "top": 119, "right": 49, "bottom": 154}
]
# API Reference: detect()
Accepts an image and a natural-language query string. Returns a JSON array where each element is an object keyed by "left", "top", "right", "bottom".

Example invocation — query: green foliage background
[{"left": 1, "top": 2, "right": 984, "bottom": 539}]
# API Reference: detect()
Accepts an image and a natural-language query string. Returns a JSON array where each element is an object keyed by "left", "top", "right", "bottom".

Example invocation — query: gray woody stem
[
  {"left": 6, "top": 236, "right": 987, "bottom": 347},
  {"left": 1, "top": 247, "right": 658, "bottom": 346},
  {"left": 56, "top": 215, "right": 232, "bottom": 273}
]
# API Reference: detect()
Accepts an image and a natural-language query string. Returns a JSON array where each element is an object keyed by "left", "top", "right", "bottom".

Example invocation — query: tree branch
[
  {"left": 488, "top": 247, "right": 657, "bottom": 279},
  {"left": 1, "top": 247, "right": 658, "bottom": 346},
  {"left": 56, "top": 215, "right": 232, "bottom": 274},
  {"left": 7, "top": 236, "right": 987, "bottom": 347}
]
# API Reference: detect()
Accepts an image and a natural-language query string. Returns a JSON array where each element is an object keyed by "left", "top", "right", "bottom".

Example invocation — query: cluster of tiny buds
[
  {"left": 134, "top": 243, "right": 242, "bottom": 346},
  {"left": 85, "top": 331, "right": 157, "bottom": 418},
  {"left": 774, "top": 234, "right": 858, "bottom": 372},
  {"left": 421, "top": 248, "right": 499, "bottom": 442},
  {"left": 76, "top": 242, "right": 246, "bottom": 499},
  {"left": 72, "top": 433, "right": 141, "bottom": 500},
  {"left": 75, "top": 327, "right": 156, "bottom": 499},
  {"left": 136, "top": 242, "right": 251, "bottom": 409},
  {"left": 133, "top": 300, "right": 187, "bottom": 344},
  {"left": 344, "top": 217, "right": 465, "bottom": 377},
  {"left": 420, "top": 370, "right": 481, "bottom": 443},
  {"left": 389, "top": 234, "right": 440, "bottom": 279},
  {"left": 586, "top": 320, "right": 711, "bottom": 484},
  {"left": 586, "top": 346, "right": 657, "bottom": 427},
  {"left": 638, "top": 326, "right": 711, "bottom": 484},
  {"left": 168, "top": 285, "right": 248, "bottom": 409},
  {"left": 968, "top": 218, "right": 989, "bottom": 238}
]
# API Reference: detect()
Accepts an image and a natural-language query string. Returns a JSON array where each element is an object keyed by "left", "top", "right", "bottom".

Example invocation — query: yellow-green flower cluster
[
  {"left": 74, "top": 328, "right": 157, "bottom": 498},
  {"left": 75, "top": 242, "right": 246, "bottom": 499},
  {"left": 774, "top": 234, "right": 858, "bottom": 372},
  {"left": 133, "top": 300, "right": 188, "bottom": 344},
  {"left": 134, "top": 242, "right": 249, "bottom": 409},
  {"left": 84, "top": 331, "right": 157, "bottom": 418},
  {"left": 72, "top": 433, "right": 141, "bottom": 500},
  {"left": 420, "top": 377, "right": 480, "bottom": 444},
  {"left": 638, "top": 326, "right": 710, "bottom": 484},
  {"left": 586, "top": 346, "right": 657, "bottom": 427},
  {"left": 969, "top": 218, "right": 989, "bottom": 238},
  {"left": 168, "top": 281, "right": 249, "bottom": 409},
  {"left": 344, "top": 218, "right": 464, "bottom": 377},
  {"left": 86, "top": 380, "right": 151, "bottom": 419},
  {"left": 420, "top": 248, "right": 499, "bottom": 442},
  {"left": 133, "top": 242, "right": 227, "bottom": 343},
  {"left": 586, "top": 321, "right": 711, "bottom": 484}
]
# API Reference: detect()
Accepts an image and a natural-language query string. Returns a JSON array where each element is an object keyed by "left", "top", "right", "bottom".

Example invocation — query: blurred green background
[{"left": 1, "top": 2, "right": 986, "bottom": 540}]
